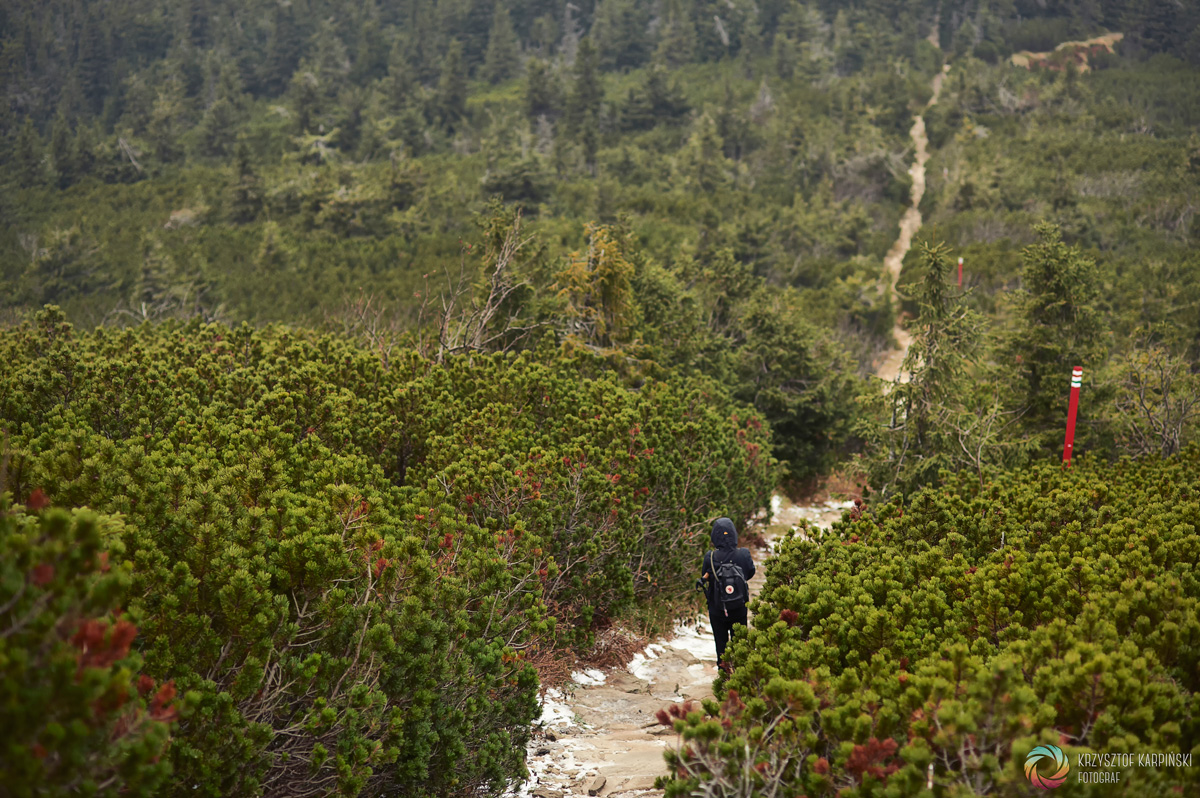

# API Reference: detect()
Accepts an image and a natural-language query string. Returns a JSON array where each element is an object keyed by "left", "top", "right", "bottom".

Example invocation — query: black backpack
[{"left": 711, "top": 550, "right": 748, "bottom": 608}]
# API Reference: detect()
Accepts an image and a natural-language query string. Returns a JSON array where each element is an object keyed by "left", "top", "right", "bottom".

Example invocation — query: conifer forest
[{"left": 2, "top": 0, "right": 1199, "bottom": 795}]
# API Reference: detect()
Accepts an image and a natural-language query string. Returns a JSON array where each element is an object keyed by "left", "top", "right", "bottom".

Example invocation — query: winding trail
[
  {"left": 873, "top": 64, "right": 949, "bottom": 384},
  {"left": 512, "top": 498, "right": 850, "bottom": 798},
  {"left": 509, "top": 26, "right": 1131, "bottom": 792},
  {"left": 511, "top": 51, "right": 952, "bottom": 798}
]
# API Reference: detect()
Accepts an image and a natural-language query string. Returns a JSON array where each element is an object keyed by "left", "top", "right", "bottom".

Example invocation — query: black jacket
[{"left": 702, "top": 517, "right": 755, "bottom": 614}]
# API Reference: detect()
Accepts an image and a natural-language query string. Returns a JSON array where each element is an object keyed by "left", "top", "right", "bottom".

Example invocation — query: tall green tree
[
  {"left": 1124, "top": 0, "right": 1188, "bottom": 56},
  {"left": 865, "top": 240, "right": 988, "bottom": 499},
  {"left": 197, "top": 62, "right": 245, "bottom": 157},
  {"left": 12, "top": 117, "right": 45, "bottom": 186},
  {"left": 289, "top": 67, "right": 322, "bottom": 135},
  {"left": 525, "top": 58, "right": 562, "bottom": 121},
  {"left": 146, "top": 73, "right": 189, "bottom": 163},
  {"left": 619, "top": 66, "right": 689, "bottom": 131},
  {"left": 228, "top": 140, "right": 262, "bottom": 223},
  {"left": 483, "top": 5, "right": 521, "bottom": 84},
  {"left": 260, "top": 5, "right": 304, "bottom": 95},
  {"left": 437, "top": 40, "right": 469, "bottom": 130},
  {"left": 773, "top": 33, "right": 799, "bottom": 79},
  {"left": 1004, "top": 222, "right": 1109, "bottom": 452},
  {"left": 653, "top": 0, "right": 698, "bottom": 68},
  {"left": 74, "top": 11, "right": 110, "bottom": 116},
  {"left": 566, "top": 38, "right": 602, "bottom": 133},
  {"left": 383, "top": 41, "right": 416, "bottom": 111},
  {"left": 733, "top": 289, "right": 859, "bottom": 482},
  {"left": 592, "top": 0, "right": 651, "bottom": 71},
  {"left": 48, "top": 111, "right": 78, "bottom": 188}
]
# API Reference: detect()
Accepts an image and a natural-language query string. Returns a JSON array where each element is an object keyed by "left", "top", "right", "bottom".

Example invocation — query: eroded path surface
[
  {"left": 873, "top": 65, "right": 949, "bottom": 385},
  {"left": 511, "top": 46, "right": 951, "bottom": 798},
  {"left": 513, "top": 496, "right": 850, "bottom": 798},
  {"left": 1010, "top": 32, "right": 1123, "bottom": 72}
]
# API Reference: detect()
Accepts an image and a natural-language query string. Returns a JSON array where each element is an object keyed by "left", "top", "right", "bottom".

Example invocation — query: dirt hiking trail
[
  {"left": 511, "top": 498, "right": 852, "bottom": 798},
  {"left": 873, "top": 64, "right": 949, "bottom": 384},
  {"left": 510, "top": 62, "right": 951, "bottom": 798}
]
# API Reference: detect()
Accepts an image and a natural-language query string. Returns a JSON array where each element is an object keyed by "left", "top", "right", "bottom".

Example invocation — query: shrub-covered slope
[
  {"left": 0, "top": 307, "right": 774, "bottom": 797},
  {"left": 662, "top": 449, "right": 1200, "bottom": 796}
]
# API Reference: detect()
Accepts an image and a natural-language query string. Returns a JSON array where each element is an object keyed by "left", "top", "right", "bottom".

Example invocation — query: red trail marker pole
[
  {"left": 957, "top": 256, "right": 963, "bottom": 287},
  {"left": 1062, "top": 366, "right": 1082, "bottom": 465}
]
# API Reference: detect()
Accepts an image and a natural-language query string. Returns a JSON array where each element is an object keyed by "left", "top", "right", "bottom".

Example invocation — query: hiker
[{"left": 698, "top": 517, "right": 755, "bottom": 666}]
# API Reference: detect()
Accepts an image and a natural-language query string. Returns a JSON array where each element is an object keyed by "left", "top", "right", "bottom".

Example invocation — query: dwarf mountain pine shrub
[
  {"left": 0, "top": 496, "right": 177, "bottom": 797},
  {"left": 0, "top": 307, "right": 775, "bottom": 796},
  {"left": 661, "top": 449, "right": 1200, "bottom": 797}
]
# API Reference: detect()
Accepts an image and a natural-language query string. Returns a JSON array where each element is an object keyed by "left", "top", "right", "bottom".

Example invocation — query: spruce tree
[
  {"left": 403, "top": 1, "right": 441, "bottom": 83},
  {"left": 74, "top": 122, "right": 97, "bottom": 178},
  {"left": 311, "top": 19, "right": 351, "bottom": 90},
  {"left": 13, "top": 117, "right": 45, "bottom": 187},
  {"left": 773, "top": 34, "right": 798, "bottom": 80},
  {"left": 75, "top": 11, "right": 110, "bottom": 116},
  {"left": 483, "top": 5, "right": 521, "bottom": 84},
  {"left": 868, "top": 240, "right": 983, "bottom": 498},
  {"left": 529, "top": 14, "right": 559, "bottom": 56},
  {"left": 437, "top": 40, "right": 469, "bottom": 130},
  {"left": 197, "top": 63, "right": 244, "bottom": 157},
  {"left": 525, "top": 59, "right": 562, "bottom": 122},
  {"left": 592, "top": 0, "right": 651, "bottom": 71},
  {"left": 653, "top": 0, "right": 698, "bottom": 68},
  {"left": 525, "top": 59, "right": 561, "bottom": 123},
  {"left": 147, "top": 73, "right": 188, "bottom": 163},
  {"left": 289, "top": 66, "right": 321, "bottom": 135},
  {"left": 461, "top": 0, "right": 495, "bottom": 74},
  {"left": 1124, "top": 0, "right": 1185, "bottom": 56},
  {"left": 229, "top": 139, "right": 262, "bottom": 223},
  {"left": 49, "top": 111, "right": 78, "bottom": 188},
  {"left": 566, "top": 38, "right": 601, "bottom": 134},
  {"left": 384, "top": 40, "right": 415, "bottom": 110},
  {"left": 620, "top": 66, "right": 688, "bottom": 131},
  {"left": 261, "top": 5, "right": 303, "bottom": 95},
  {"left": 1005, "top": 222, "right": 1108, "bottom": 450}
]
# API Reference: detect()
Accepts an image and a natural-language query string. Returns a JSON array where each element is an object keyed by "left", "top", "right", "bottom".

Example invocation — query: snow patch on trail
[
  {"left": 627, "top": 617, "right": 718, "bottom": 683},
  {"left": 510, "top": 738, "right": 604, "bottom": 798},
  {"left": 571, "top": 669, "right": 607, "bottom": 686},
  {"left": 665, "top": 618, "right": 717, "bottom": 662},
  {"left": 627, "top": 643, "right": 667, "bottom": 681},
  {"left": 537, "top": 688, "right": 579, "bottom": 729},
  {"left": 780, "top": 499, "right": 854, "bottom": 529},
  {"left": 509, "top": 494, "right": 861, "bottom": 797}
]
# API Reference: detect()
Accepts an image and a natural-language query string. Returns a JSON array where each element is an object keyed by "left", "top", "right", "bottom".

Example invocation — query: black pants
[{"left": 711, "top": 603, "right": 748, "bottom": 665}]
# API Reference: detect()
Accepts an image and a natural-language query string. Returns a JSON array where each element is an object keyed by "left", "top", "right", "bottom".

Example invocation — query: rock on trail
[{"left": 510, "top": 495, "right": 851, "bottom": 798}]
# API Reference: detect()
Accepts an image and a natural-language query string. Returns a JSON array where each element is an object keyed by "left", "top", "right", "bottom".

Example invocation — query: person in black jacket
[{"left": 699, "top": 517, "right": 755, "bottom": 666}]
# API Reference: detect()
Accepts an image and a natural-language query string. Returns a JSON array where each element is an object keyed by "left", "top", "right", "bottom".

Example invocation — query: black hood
[{"left": 711, "top": 517, "right": 738, "bottom": 550}]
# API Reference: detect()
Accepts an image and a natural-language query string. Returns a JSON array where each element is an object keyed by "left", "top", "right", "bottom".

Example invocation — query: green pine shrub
[
  {"left": 660, "top": 448, "right": 1200, "bottom": 796},
  {"left": 0, "top": 306, "right": 775, "bottom": 796},
  {"left": 0, "top": 495, "right": 177, "bottom": 797}
]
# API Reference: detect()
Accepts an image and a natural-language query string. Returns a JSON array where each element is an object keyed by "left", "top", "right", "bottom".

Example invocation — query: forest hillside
[{"left": 2, "top": 0, "right": 1200, "bottom": 796}]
